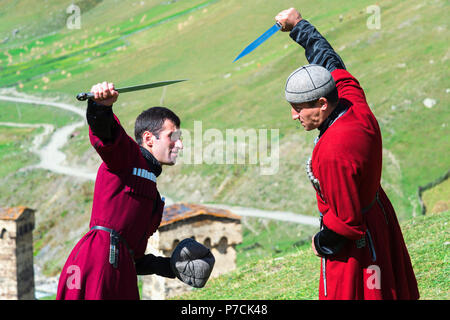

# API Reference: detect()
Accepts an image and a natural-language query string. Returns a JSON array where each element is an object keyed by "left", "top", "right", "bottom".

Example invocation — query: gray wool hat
[
  {"left": 285, "top": 64, "right": 336, "bottom": 104},
  {"left": 170, "top": 238, "right": 215, "bottom": 288}
]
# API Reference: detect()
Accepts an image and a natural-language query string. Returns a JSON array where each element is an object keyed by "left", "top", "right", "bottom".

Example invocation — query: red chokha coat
[
  {"left": 56, "top": 114, "right": 164, "bottom": 300},
  {"left": 311, "top": 69, "right": 420, "bottom": 300}
]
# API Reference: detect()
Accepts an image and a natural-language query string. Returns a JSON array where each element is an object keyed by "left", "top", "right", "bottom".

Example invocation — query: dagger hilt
[{"left": 76, "top": 92, "right": 94, "bottom": 101}]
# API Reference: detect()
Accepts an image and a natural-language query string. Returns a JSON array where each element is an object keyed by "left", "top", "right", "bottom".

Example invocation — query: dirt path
[
  {"left": 205, "top": 203, "right": 319, "bottom": 227},
  {"left": 0, "top": 89, "right": 96, "bottom": 180},
  {"left": 0, "top": 121, "right": 54, "bottom": 154}
]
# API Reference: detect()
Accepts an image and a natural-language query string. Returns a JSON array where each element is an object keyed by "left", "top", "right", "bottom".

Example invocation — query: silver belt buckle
[{"left": 109, "top": 233, "right": 119, "bottom": 268}]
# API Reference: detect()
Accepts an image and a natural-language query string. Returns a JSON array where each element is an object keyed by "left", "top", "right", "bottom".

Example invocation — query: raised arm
[
  {"left": 278, "top": 8, "right": 369, "bottom": 110},
  {"left": 87, "top": 81, "right": 138, "bottom": 172},
  {"left": 86, "top": 100, "right": 117, "bottom": 143},
  {"left": 86, "top": 81, "right": 119, "bottom": 142},
  {"left": 276, "top": 8, "right": 345, "bottom": 72}
]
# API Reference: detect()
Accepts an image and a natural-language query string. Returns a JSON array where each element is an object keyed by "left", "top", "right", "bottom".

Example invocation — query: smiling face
[
  {"left": 290, "top": 97, "right": 334, "bottom": 131},
  {"left": 143, "top": 119, "right": 183, "bottom": 166}
]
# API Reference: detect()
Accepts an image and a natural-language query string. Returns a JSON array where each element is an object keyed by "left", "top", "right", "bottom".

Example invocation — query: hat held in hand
[{"left": 170, "top": 238, "right": 215, "bottom": 288}]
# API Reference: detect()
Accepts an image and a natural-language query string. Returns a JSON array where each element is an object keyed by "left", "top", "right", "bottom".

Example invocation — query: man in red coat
[
  {"left": 277, "top": 8, "right": 419, "bottom": 299},
  {"left": 56, "top": 82, "right": 214, "bottom": 299}
]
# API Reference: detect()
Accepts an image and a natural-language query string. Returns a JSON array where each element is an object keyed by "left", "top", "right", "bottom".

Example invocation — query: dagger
[
  {"left": 76, "top": 79, "right": 187, "bottom": 101},
  {"left": 233, "top": 22, "right": 282, "bottom": 62}
]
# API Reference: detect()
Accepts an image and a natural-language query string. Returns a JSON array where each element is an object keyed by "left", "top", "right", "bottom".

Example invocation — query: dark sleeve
[
  {"left": 290, "top": 19, "right": 346, "bottom": 72},
  {"left": 134, "top": 254, "right": 176, "bottom": 278},
  {"left": 313, "top": 225, "right": 349, "bottom": 256},
  {"left": 86, "top": 99, "right": 118, "bottom": 143}
]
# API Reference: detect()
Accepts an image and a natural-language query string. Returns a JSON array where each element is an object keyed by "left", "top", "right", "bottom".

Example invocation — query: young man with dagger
[
  {"left": 57, "top": 81, "right": 215, "bottom": 300},
  {"left": 275, "top": 8, "right": 419, "bottom": 299}
]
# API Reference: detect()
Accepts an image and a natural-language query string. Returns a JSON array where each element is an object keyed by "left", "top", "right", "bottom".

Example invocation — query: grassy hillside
[
  {"left": 0, "top": 125, "right": 40, "bottom": 177},
  {"left": 0, "top": 0, "right": 448, "bottom": 277},
  {"left": 422, "top": 174, "right": 450, "bottom": 214},
  {"left": 177, "top": 210, "right": 450, "bottom": 300}
]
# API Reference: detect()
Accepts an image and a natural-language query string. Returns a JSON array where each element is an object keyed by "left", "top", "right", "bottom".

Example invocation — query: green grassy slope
[
  {"left": 422, "top": 177, "right": 450, "bottom": 214},
  {"left": 177, "top": 210, "right": 449, "bottom": 300},
  {"left": 0, "top": 0, "right": 448, "bottom": 276},
  {"left": 0, "top": 125, "right": 40, "bottom": 176},
  {"left": 0, "top": 100, "right": 78, "bottom": 127}
]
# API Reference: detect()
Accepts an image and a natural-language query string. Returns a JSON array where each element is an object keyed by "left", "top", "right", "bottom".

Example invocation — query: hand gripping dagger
[{"left": 76, "top": 79, "right": 187, "bottom": 101}]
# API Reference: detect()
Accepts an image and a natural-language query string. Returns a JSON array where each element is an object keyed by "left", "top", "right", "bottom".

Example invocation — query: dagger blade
[
  {"left": 76, "top": 79, "right": 187, "bottom": 101},
  {"left": 233, "top": 22, "right": 281, "bottom": 62}
]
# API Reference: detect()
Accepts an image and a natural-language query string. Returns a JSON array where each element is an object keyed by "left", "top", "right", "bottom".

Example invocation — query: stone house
[
  {"left": 0, "top": 206, "right": 35, "bottom": 300},
  {"left": 141, "top": 203, "right": 242, "bottom": 300}
]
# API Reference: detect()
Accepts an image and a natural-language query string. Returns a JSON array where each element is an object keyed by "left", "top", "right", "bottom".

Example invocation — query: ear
[
  {"left": 318, "top": 97, "right": 328, "bottom": 111},
  {"left": 142, "top": 131, "right": 156, "bottom": 148}
]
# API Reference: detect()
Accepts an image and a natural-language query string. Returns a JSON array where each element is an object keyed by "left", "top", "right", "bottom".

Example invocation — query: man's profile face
[
  {"left": 290, "top": 101, "right": 322, "bottom": 131},
  {"left": 151, "top": 119, "right": 183, "bottom": 166}
]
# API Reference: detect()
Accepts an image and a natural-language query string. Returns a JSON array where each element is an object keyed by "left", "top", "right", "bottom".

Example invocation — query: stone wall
[
  {"left": 0, "top": 219, "right": 19, "bottom": 299},
  {"left": 0, "top": 207, "right": 35, "bottom": 300}
]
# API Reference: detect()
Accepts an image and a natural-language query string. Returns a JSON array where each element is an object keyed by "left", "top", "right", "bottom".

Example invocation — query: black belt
[
  {"left": 90, "top": 226, "right": 134, "bottom": 268},
  {"left": 361, "top": 189, "right": 388, "bottom": 224},
  {"left": 355, "top": 189, "right": 387, "bottom": 261},
  {"left": 361, "top": 193, "right": 377, "bottom": 214}
]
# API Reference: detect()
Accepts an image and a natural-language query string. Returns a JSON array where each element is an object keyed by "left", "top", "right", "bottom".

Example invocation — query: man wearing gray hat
[{"left": 276, "top": 8, "right": 419, "bottom": 300}]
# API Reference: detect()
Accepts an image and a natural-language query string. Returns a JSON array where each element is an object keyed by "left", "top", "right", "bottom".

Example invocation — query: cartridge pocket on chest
[{"left": 124, "top": 168, "right": 157, "bottom": 200}]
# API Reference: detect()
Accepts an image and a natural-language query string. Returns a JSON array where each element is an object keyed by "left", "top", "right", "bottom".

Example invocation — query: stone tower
[
  {"left": 141, "top": 203, "right": 242, "bottom": 300},
  {"left": 0, "top": 206, "right": 35, "bottom": 300}
]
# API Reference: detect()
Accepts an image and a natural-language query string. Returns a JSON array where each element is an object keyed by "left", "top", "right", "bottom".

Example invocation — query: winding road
[{"left": 0, "top": 89, "right": 95, "bottom": 180}]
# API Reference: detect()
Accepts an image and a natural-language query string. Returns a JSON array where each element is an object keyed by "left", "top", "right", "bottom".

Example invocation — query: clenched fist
[
  {"left": 275, "top": 8, "right": 302, "bottom": 32},
  {"left": 90, "top": 81, "right": 118, "bottom": 106}
]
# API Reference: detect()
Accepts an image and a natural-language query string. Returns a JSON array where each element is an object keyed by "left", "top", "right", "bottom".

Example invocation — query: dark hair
[
  {"left": 134, "top": 106, "right": 180, "bottom": 145},
  {"left": 307, "top": 86, "right": 339, "bottom": 108}
]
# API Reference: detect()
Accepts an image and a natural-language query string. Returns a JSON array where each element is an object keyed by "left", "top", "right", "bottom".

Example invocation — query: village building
[
  {"left": 0, "top": 206, "right": 35, "bottom": 300},
  {"left": 141, "top": 203, "right": 242, "bottom": 300}
]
